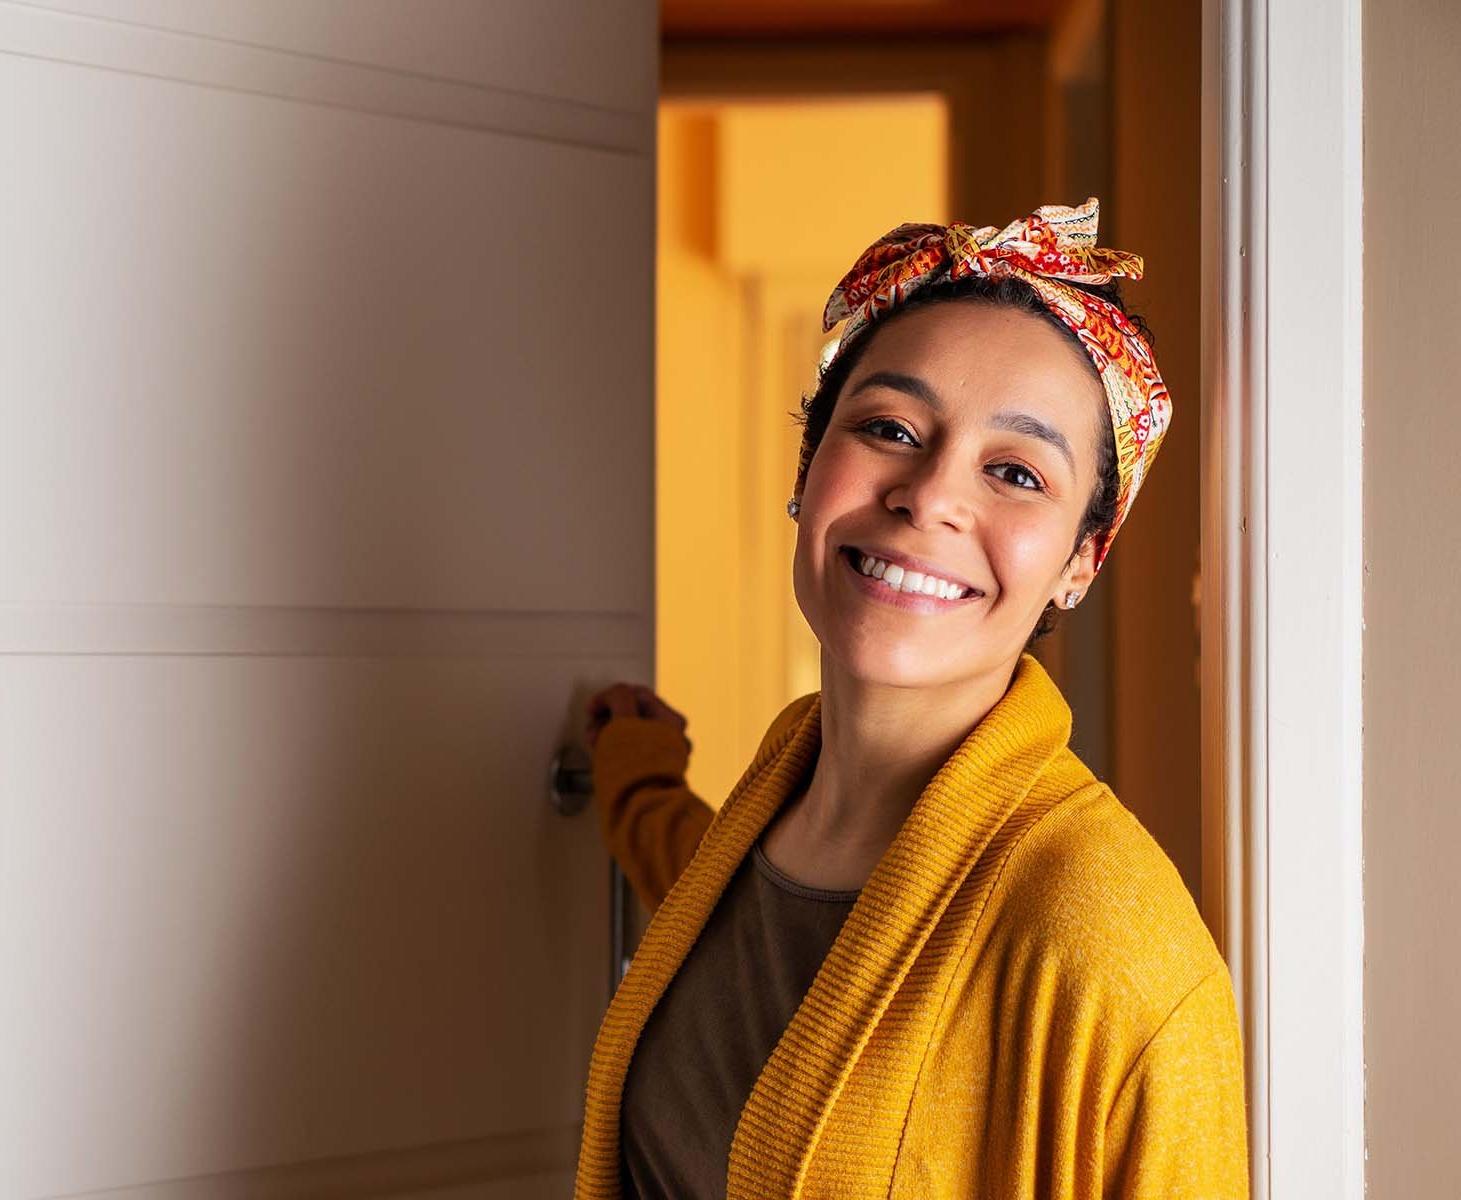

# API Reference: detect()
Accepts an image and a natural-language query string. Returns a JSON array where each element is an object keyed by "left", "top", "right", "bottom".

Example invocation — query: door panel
[
  {"left": 0, "top": 4, "right": 654, "bottom": 1196},
  {"left": 2, "top": 52, "right": 650, "bottom": 611}
]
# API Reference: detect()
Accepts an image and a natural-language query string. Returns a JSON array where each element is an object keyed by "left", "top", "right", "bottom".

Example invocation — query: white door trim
[{"left": 1201, "top": 1, "right": 1365, "bottom": 1197}]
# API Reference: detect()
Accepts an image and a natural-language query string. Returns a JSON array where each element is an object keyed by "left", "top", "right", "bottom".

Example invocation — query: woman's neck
[{"left": 790, "top": 651, "right": 1021, "bottom": 866}]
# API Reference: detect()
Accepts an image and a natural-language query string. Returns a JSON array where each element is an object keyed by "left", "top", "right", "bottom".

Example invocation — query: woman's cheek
[
  {"left": 790, "top": 523, "right": 826, "bottom": 639},
  {"left": 804, "top": 438, "right": 865, "bottom": 507},
  {"left": 990, "top": 510, "right": 1064, "bottom": 600}
]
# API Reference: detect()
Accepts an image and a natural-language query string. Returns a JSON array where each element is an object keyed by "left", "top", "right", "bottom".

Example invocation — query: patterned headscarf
[{"left": 802, "top": 196, "right": 1169, "bottom": 576}]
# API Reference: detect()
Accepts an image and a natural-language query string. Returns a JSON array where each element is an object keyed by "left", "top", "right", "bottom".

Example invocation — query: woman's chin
[{"left": 826, "top": 638, "right": 972, "bottom": 691}]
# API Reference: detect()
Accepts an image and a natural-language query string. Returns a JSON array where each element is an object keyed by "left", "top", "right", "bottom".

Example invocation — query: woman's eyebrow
[
  {"left": 848, "top": 370, "right": 944, "bottom": 411},
  {"left": 848, "top": 371, "right": 1076, "bottom": 475},
  {"left": 987, "top": 410, "right": 1075, "bottom": 474}
]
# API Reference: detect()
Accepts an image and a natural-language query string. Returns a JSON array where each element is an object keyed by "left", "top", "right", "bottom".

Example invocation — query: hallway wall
[
  {"left": 1362, "top": 0, "right": 1461, "bottom": 1191},
  {"left": 1108, "top": 0, "right": 1204, "bottom": 901}
]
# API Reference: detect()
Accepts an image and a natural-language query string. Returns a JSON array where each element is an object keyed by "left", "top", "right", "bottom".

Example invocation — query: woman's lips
[
  {"left": 839, "top": 546, "right": 983, "bottom": 611},
  {"left": 841, "top": 544, "right": 984, "bottom": 596}
]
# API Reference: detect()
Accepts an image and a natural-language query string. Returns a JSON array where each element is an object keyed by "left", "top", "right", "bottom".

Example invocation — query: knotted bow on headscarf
[{"left": 808, "top": 196, "right": 1170, "bottom": 576}]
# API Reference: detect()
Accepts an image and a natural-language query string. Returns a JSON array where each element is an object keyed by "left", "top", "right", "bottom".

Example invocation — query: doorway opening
[
  {"left": 652, "top": 20, "right": 1138, "bottom": 834},
  {"left": 655, "top": 94, "right": 948, "bottom": 804}
]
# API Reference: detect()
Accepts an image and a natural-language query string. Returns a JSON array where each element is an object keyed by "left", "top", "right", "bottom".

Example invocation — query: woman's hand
[{"left": 584, "top": 683, "right": 691, "bottom": 753}]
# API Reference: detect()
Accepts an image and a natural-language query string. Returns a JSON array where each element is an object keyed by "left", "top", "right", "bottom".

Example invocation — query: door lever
[
  {"left": 549, "top": 744, "right": 634, "bottom": 993},
  {"left": 548, "top": 744, "right": 593, "bottom": 816}
]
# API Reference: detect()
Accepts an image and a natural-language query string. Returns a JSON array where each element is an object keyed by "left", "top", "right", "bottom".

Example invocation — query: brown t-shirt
[{"left": 619, "top": 831, "right": 861, "bottom": 1200}]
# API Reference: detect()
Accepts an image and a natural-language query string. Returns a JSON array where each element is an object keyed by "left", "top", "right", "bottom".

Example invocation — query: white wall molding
[{"left": 1202, "top": 0, "right": 1365, "bottom": 1197}]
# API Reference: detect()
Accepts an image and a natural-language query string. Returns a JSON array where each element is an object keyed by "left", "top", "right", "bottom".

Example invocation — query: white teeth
[{"left": 851, "top": 551, "right": 971, "bottom": 599}]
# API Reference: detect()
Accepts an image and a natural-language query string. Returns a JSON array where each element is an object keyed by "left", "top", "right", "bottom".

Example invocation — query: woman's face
[{"left": 792, "top": 299, "right": 1105, "bottom": 691}]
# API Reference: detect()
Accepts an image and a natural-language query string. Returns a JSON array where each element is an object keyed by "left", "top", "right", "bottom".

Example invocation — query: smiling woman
[
  {"left": 793, "top": 291, "right": 1116, "bottom": 680},
  {"left": 577, "top": 199, "right": 1248, "bottom": 1200},
  {"left": 793, "top": 265, "right": 1147, "bottom": 654}
]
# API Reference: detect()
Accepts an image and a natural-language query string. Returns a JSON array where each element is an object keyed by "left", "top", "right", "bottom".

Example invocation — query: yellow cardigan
[{"left": 576, "top": 653, "right": 1250, "bottom": 1199}]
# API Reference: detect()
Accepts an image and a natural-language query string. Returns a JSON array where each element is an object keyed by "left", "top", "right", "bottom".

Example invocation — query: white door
[{"left": 0, "top": 4, "right": 656, "bottom": 1197}]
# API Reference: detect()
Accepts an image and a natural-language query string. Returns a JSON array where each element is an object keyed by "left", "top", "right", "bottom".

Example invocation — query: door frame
[{"left": 1201, "top": 0, "right": 1365, "bottom": 1197}]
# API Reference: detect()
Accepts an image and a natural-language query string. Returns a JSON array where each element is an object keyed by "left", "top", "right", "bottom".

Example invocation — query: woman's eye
[
  {"left": 852, "top": 422, "right": 1042, "bottom": 491},
  {"left": 989, "top": 462, "right": 1045, "bottom": 492},
  {"left": 858, "top": 418, "right": 918, "bottom": 446}
]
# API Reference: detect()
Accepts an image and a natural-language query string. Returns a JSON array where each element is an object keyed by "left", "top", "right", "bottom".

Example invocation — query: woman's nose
[{"left": 885, "top": 455, "right": 977, "bottom": 531}]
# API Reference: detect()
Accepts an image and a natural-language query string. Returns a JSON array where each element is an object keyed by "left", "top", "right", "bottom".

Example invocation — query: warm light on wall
[{"left": 656, "top": 95, "right": 948, "bottom": 807}]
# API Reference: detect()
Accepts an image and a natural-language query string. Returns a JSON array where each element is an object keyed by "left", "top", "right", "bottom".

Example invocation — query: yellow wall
[{"left": 657, "top": 97, "right": 947, "bottom": 806}]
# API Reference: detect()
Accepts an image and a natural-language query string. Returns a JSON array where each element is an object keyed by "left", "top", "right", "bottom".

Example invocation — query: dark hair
[{"left": 791, "top": 272, "right": 1154, "bottom": 650}]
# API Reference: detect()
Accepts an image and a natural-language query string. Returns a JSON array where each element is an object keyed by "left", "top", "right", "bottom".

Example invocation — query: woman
[{"left": 574, "top": 198, "right": 1249, "bottom": 1199}]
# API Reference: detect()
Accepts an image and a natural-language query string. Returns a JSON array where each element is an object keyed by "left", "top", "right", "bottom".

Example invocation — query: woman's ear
[{"left": 1054, "top": 534, "right": 1100, "bottom": 609}]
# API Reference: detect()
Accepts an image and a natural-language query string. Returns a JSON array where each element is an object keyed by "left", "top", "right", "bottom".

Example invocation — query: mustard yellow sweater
[{"left": 577, "top": 653, "right": 1250, "bottom": 1199}]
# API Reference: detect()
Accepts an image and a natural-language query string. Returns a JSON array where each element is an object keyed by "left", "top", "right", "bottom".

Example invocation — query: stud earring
[
  {"left": 1064, "top": 590, "right": 1081, "bottom": 609},
  {"left": 786, "top": 497, "right": 800, "bottom": 520}
]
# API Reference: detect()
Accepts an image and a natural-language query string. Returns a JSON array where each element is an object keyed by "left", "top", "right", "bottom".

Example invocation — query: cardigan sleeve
[
  {"left": 589, "top": 716, "right": 713, "bottom": 914},
  {"left": 1102, "top": 965, "right": 1251, "bottom": 1199}
]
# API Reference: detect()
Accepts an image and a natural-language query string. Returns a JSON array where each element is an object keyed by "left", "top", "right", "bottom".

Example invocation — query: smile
[{"left": 839, "top": 545, "right": 984, "bottom": 610}]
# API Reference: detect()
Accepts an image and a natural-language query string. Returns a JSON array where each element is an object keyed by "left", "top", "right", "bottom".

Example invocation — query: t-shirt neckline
[{"left": 751, "top": 835, "right": 862, "bottom": 903}]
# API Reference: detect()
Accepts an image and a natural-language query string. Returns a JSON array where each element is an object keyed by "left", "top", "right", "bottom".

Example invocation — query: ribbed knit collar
[{"left": 575, "top": 652, "right": 1075, "bottom": 1200}]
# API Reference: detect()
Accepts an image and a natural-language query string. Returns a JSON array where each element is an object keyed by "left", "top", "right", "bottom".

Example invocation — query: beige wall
[{"left": 1363, "top": 1, "right": 1461, "bottom": 1191}]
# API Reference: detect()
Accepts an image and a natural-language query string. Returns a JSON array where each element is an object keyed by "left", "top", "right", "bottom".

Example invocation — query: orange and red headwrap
[{"left": 804, "top": 196, "right": 1170, "bottom": 576}]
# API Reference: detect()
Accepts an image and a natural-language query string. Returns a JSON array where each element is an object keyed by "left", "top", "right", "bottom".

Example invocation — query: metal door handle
[
  {"left": 549, "top": 744, "right": 634, "bottom": 993},
  {"left": 548, "top": 744, "right": 593, "bottom": 815}
]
